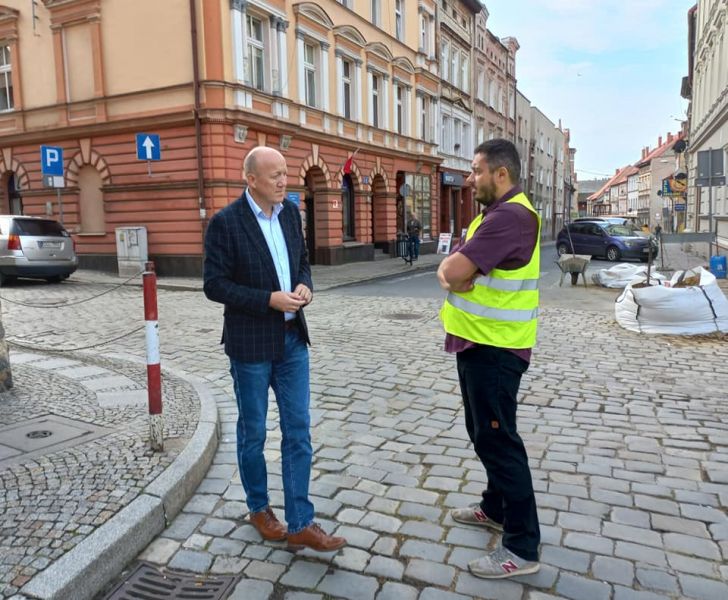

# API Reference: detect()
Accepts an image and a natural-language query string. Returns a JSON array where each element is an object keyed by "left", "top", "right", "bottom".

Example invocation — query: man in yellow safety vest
[{"left": 438, "top": 139, "right": 541, "bottom": 579}]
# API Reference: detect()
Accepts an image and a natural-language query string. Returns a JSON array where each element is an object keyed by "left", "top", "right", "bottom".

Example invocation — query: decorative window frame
[
  {"left": 391, "top": 58, "right": 413, "bottom": 137},
  {"left": 230, "top": 0, "right": 289, "bottom": 100},
  {"left": 0, "top": 7, "right": 20, "bottom": 112},
  {"left": 43, "top": 0, "right": 105, "bottom": 110},
  {"left": 415, "top": 86, "right": 437, "bottom": 143},
  {"left": 333, "top": 25, "right": 366, "bottom": 122},
  {"left": 293, "top": 3, "right": 333, "bottom": 114},
  {"left": 394, "top": 0, "right": 404, "bottom": 41}
]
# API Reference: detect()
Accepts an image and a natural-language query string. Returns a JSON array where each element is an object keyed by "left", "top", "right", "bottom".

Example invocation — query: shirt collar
[
  {"left": 246, "top": 189, "right": 284, "bottom": 219},
  {"left": 482, "top": 185, "right": 522, "bottom": 216}
]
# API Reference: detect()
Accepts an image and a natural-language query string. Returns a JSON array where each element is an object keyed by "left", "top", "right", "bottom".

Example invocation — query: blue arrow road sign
[
  {"left": 136, "top": 134, "right": 161, "bottom": 161},
  {"left": 40, "top": 146, "right": 64, "bottom": 176}
]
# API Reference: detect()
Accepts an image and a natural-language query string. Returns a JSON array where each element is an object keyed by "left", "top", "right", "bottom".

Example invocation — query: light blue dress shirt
[{"left": 246, "top": 190, "right": 294, "bottom": 321}]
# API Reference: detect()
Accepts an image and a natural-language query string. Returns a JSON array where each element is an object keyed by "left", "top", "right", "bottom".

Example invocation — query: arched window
[
  {"left": 342, "top": 174, "right": 355, "bottom": 241},
  {"left": 7, "top": 172, "right": 22, "bottom": 215},
  {"left": 78, "top": 165, "right": 105, "bottom": 233}
]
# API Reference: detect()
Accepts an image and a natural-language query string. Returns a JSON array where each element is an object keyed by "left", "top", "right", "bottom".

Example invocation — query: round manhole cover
[
  {"left": 26, "top": 430, "right": 53, "bottom": 439},
  {"left": 382, "top": 313, "right": 424, "bottom": 320}
]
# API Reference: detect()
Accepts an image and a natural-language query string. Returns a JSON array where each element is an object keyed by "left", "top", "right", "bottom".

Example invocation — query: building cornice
[
  {"left": 43, "top": 0, "right": 101, "bottom": 28},
  {"left": 0, "top": 6, "right": 19, "bottom": 43}
]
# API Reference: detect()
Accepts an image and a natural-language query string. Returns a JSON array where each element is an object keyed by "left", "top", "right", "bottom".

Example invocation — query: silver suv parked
[{"left": 0, "top": 215, "right": 78, "bottom": 286}]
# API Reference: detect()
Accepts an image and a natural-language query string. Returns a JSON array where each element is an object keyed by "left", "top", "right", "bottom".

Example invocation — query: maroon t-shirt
[{"left": 444, "top": 185, "right": 539, "bottom": 363}]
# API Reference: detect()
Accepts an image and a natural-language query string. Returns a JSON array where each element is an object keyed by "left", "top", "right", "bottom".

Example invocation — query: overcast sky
[{"left": 486, "top": 0, "right": 694, "bottom": 180}]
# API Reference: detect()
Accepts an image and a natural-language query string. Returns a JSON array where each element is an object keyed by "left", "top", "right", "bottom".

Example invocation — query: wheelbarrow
[{"left": 556, "top": 254, "right": 591, "bottom": 287}]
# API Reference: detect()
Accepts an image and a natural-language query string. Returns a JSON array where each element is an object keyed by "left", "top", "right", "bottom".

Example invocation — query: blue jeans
[
  {"left": 229, "top": 329, "right": 314, "bottom": 533},
  {"left": 410, "top": 236, "right": 420, "bottom": 259}
]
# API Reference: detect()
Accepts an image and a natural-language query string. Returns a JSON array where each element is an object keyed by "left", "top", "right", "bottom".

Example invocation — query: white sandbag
[
  {"left": 592, "top": 263, "right": 665, "bottom": 288},
  {"left": 615, "top": 267, "right": 728, "bottom": 334}
]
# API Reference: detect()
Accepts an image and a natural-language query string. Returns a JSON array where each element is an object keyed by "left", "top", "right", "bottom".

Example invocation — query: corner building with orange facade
[{"left": 0, "top": 0, "right": 443, "bottom": 274}]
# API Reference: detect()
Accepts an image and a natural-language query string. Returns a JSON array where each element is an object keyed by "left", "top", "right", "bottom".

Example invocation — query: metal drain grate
[
  {"left": 101, "top": 562, "right": 240, "bottom": 600},
  {"left": 382, "top": 312, "right": 424, "bottom": 320}
]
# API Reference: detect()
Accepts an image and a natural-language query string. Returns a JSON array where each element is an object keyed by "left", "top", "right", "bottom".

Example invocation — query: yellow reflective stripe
[
  {"left": 473, "top": 275, "right": 539, "bottom": 292},
  {"left": 446, "top": 293, "right": 539, "bottom": 322}
]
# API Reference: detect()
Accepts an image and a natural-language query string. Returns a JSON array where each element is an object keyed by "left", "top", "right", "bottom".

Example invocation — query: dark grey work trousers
[{"left": 457, "top": 344, "right": 540, "bottom": 562}]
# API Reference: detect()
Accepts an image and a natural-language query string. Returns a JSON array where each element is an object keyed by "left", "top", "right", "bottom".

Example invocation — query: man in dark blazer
[{"left": 204, "top": 146, "right": 346, "bottom": 552}]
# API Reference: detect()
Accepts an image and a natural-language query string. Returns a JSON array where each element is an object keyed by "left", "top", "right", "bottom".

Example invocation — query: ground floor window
[
  {"left": 403, "top": 173, "right": 431, "bottom": 237},
  {"left": 7, "top": 172, "right": 22, "bottom": 215}
]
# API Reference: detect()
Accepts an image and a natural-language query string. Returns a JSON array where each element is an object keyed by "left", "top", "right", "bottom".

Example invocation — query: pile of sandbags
[
  {"left": 592, "top": 263, "right": 665, "bottom": 289},
  {"left": 615, "top": 267, "right": 728, "bottom": 334}
]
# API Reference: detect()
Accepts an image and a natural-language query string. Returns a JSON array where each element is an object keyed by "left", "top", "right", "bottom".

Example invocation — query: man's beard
[{"left": 473, "top": 182, "right": 498, "bottom": 207}]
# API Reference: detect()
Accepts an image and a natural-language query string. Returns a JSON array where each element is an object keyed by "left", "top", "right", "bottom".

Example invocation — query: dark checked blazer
[{"left": 203, "top": 192, "right": 312, "bottom": 363}]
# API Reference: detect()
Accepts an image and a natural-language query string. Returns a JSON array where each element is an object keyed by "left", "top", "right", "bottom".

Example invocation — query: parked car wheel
[
  {"left": 606, "top": 246, "right": 621, "bottom": 261},
  {"left": 557, "top": 243, "right": 570, "bottom": 255},
  {"left": 0, "top": 271, "right": 5, "bottom": 287},
  {"left": 639, "top": 257, "right": 650, "bottom": 263},
  {"left": 46, "top": 275, "right": 63, "bottom": 284}
]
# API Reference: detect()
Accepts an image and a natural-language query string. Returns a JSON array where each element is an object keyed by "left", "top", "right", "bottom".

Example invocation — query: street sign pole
[
  {"left": 57, "top": 188, "right": 63, "bottom": 226},
  {"left": 708, "top": 149, "right": 713, "bottom": 257}
]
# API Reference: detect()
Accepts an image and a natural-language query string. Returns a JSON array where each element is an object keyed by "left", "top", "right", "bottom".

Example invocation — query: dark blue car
[{"left": 557, "top": 220, "right": 658, "bottom": 262}]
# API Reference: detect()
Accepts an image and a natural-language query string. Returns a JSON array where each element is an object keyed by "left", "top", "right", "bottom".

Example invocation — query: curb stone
[{"left": 20, "top": 362, "right": 219, "bottom": 600}]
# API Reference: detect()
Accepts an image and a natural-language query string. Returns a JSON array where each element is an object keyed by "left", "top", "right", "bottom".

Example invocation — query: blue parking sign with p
[{"left": 41, "top": 146, "right": 64, "bottom": 176}]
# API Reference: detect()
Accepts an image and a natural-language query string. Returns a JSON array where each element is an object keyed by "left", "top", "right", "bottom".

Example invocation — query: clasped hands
[{"left": 269, "top": 284, "right": 313, "bottom": 313}]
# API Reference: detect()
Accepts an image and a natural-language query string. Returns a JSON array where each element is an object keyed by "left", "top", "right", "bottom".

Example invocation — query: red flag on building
[{"left": 342, "top": 148, "right": 360, "bottom": 174}]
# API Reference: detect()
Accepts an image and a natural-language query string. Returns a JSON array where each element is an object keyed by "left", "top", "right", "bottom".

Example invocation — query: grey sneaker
[
  {"left": 469, "top": 545, "right": 540, "bottom": 579},
  {"left": 450, "top": 503, "right": 504, "bottom": 532}
]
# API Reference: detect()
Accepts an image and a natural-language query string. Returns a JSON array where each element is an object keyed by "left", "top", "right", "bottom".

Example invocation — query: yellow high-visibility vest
[{"left": 440, "top": 192, "right": 541, "bottom": 349}]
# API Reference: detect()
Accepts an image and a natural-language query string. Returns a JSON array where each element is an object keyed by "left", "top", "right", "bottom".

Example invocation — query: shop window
[{"left": 404, "top": 173, "right": 431, "bottom": 237}]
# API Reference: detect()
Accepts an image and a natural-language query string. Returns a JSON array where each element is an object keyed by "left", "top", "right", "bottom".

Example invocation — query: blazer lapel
[{"left": 238, "top": 194, "right": 280, "bottom": 289}]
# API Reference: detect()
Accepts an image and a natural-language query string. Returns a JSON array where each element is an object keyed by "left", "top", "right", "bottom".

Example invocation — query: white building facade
[{"left": 685, "top": 0, "right": 728, "bottom": 249}]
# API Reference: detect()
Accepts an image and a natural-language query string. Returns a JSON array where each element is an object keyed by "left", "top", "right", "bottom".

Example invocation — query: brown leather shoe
[
  {"left": 249, "top": 507, "right": 286, "bottom": 541},
  {"left": 287, "top": 523, "right": 347, "bottom": 552}
]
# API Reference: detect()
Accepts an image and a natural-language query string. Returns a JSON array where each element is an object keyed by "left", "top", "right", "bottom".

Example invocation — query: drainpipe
[
  {"left": 513, "top": 80, "right": 517, "bottom": 143},
  {"left": 190, "top": 0, "right": 206, "bottom": 267}
]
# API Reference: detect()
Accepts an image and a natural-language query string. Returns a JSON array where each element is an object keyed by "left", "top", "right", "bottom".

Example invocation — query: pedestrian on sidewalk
[
  {"left": 203, "top": 146, "right": 346, "bottom": 553},
  {"left": 437, "top": 139, "right": 541, "bottom": 579},
  {"left": 654, "top": 223, "right": 662, "bottom": 240},
  {"left": 407, "top": 211, "right": 422, "bottom": 260}
]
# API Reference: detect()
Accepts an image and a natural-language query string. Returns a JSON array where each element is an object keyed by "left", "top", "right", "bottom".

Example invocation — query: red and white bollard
[{"left": 143, "top": 261, "right": 163, "bottom": 451}]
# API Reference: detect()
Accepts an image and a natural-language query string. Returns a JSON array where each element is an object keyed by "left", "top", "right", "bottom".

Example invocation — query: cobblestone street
[{"left": 1, "top": 273, "right": 728, "bottom": 599}]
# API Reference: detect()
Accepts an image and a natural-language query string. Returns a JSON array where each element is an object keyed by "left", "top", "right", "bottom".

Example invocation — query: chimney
[
  {"left": 658, "top": 136, "right": 663, "bottom": 147},
  {"left": 615, "top": 168, "right": 619, "bottom": 175},
  {"left": 642, "top": 148, "right": 646, "bottom": 160},
  {"left": 667, "top": 132, "right": 673, "bottom": 143}
]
